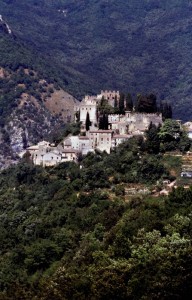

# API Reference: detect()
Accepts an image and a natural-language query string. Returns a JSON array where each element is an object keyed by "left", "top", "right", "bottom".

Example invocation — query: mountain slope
[
  {"left": 0, "top": 24, "right": 78, "bottom": 169},
  {"left": 0, "top": 146, "right": 192, "bottom": 299},
  {"left": 0, "top": 0, "right": 192, "bottom": 119}
]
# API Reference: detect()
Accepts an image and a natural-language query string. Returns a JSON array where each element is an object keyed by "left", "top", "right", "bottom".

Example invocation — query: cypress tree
[
  {"left": 168, "top": 105, "right": 172, "bottom": 119},
  {"left": 119, "top": 93, "right": 125, "bottom": 114},
  {"left": 126, "top": 93, "right": 133, "bottom": 111},
  {"left": 103, "top": 113, "right": 109, "bottom": 130},
  {"left": 160, "top": 102, "right": 173, "bottom": 119},
  {"left": 99, "top": 113, "right": 109, "bottom": 130},
  {"left": 145, "top": 122, "right": 160, "bottom": 154},
  {"left": 85, "top": 112, "right": 91, "bottom": 131},
  {"left": 136, "top": 93, "right": 157, "bottom": 113}
]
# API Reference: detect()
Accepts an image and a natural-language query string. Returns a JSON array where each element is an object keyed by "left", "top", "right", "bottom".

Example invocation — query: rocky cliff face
[
  {"left": 0, "top": 66, "right": 78, "bottom": 169},
  {"left": 0, "top": 19, "right": 80, "bottom": 169},
  {"left": 0, "top": 14, "right": 13, "bottom": 36}
]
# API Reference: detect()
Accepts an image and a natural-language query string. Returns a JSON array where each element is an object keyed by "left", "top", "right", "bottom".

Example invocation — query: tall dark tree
[
  {"left": 103, "top": 113, "right": 109, "bottom": 130},
  {"left": 126, "top": 93, "right": 133, "bottom": 111},
  {"left": 85, "top": 112, "right": 91, "bottom": 131},
  {"left": 99, "top": 115, "right": 104, "bottom": 129},
  {"left": 119, "top": 93, "right": 125, "bottom": 114},
  {"left": 136, "top": 94, "right": 157, "bottom": 113},
  {"left": 99, "top": 113, "right": 108, "bottom": 130},
  {"left": 145, "top": 122, "right": 160, "bottom": 154},
  {"left": 160, "top": 102, "right": 172, "bottom": 119}
]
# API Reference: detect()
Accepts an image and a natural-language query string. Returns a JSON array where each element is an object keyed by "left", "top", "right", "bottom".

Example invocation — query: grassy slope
[{"left": 1, "top": 0, "right": 192, "bottom": 119}]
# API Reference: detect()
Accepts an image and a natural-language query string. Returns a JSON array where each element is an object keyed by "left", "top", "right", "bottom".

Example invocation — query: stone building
[
  {"left": 98, "top": 90, "right": 120, "bottom": 107},
  {"left": 88, "top": 130, "right": 113, "bottom": 154},
  {"left": 21, "top": 91, "right": 163, "bottom": 167},
  {"left": 108, "top": 111, "right": 162, "bottom": 135},
  {"left": 184, "top": 121, "right": 192, "bottom": 139},
  {"left": 23, "top": 140, "right": 79, "bottom": 166},
  {"left": 78, "top": 95, "right": 98, "bottom": 131},
  {"left": 77, "top": 90, "right": 121, "bottom": 129}
]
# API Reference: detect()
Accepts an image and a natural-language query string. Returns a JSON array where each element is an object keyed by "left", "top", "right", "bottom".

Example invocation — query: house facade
[{"left": 21, "top": 90, "right": 163, "bottom": 166}]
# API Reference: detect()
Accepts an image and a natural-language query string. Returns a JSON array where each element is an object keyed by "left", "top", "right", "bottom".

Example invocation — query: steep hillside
[
  {"left": 0, "top": 24, "right": 78, "bottom": 169},
  {"left": 0, "top": 0, "right": 192, "bottom": 119},
  {"left": 0, "top": 142, "right": 192, "bottom": 299}
]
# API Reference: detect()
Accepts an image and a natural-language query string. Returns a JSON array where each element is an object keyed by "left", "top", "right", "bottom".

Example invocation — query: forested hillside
[
  {"left": 0, "top": 25, "right": 77, "bottom": 168},
  {"left": 1, "top": 0, "right": 192, "bottom": 119},
  {"left": 0, "top": 135, "right": 192, "bottom": 299}
]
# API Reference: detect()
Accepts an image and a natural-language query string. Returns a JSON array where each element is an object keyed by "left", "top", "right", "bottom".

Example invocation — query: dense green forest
[
  {"left": 1, "top": 0, "right": 192, "bottom": 119},
  {"left": 0, "top": 133, "right": 192, "bottom": 299}
]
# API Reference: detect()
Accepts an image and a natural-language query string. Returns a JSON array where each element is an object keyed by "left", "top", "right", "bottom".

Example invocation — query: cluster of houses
[{"left": 21, "top": 90, "right": 163, "bottom": 166}]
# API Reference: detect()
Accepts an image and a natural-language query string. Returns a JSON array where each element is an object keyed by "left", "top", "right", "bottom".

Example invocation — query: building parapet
[{"left": 89, "top": 130, "right": 113, "bottom": 134}]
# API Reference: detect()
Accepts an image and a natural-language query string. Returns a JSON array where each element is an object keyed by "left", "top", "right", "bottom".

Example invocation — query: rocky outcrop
[
  {"left": 0, "top": 15, "right": 13, "bottom": 36},
  {"left": 0, "top": 74, "right": 79, "bottom": 169}
]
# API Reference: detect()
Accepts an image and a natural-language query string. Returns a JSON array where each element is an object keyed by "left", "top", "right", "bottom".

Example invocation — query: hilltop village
[{"left": 21, "top": 91, "right": 164, "bottom": 166}]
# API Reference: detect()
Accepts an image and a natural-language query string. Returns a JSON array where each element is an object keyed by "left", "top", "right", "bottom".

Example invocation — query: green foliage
[
  {"left": 159, "top": 119, "right": 191, "bottom": 152},
  {"left": 125, "top": 93, "right": 133, "bottom": 111},
  {"left": 1, "top": 0, "right": 191, "bottom": 119},
  {"left": 119, "top": 93, "right": 125, "bottom": 114},
  {"left": 1, "top": 153, "right": 192, "bottom": 298},
  {"left": 136, "top": 93, "right": 157, "bottom": 113},
  {"left": 145, "top": 123, "right": 160, "bottom": 154},
  {"left": 97, "top": 97, "right": 115, "bottom": 114},
  {"left": 0, "top": 30, "right": 72, "bottom": 160},
  {"left": 98, "top": 113, "right": 109, "bottom": 130}
]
